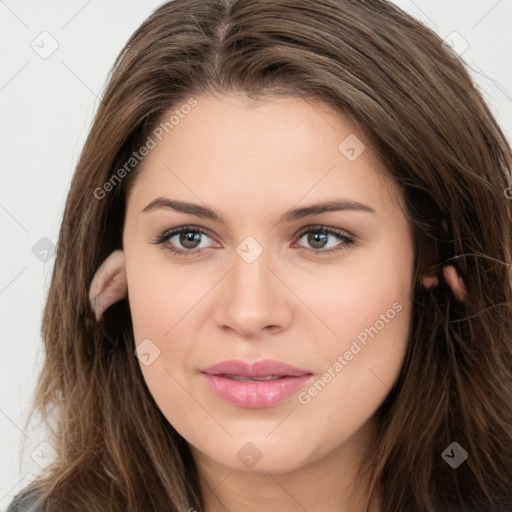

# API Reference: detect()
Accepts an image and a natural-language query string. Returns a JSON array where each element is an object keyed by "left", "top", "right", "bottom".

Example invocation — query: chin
[{"left": 191, "top": 435, "right": 321, "bottom": 475}]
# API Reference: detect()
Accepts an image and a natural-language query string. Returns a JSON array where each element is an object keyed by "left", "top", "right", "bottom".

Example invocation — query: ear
[
  {"left": 88, "top": 249, "right": 127, "bottom": 321},
  {"left": 420, "top": 274, "right": 439, "bottom": 289},
  {"left": 442, "top": 265, "right": 467, "bottom": 303},
  {"left": 420, "top": 265, "right": 467, "bottom": 303}
]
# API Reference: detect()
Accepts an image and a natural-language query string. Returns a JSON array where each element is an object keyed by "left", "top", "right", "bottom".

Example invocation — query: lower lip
[{"left": 202, "top": 374, "right": 312, "bottom": 408}]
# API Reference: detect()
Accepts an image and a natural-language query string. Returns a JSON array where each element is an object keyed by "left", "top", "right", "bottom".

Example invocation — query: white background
[{"left": 1, "top": 0, "right": 511, "bottom": 509}]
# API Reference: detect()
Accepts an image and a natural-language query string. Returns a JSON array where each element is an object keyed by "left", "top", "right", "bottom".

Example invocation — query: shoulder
[{"left": 5, "top": 490, "right": 44, "bottom": 512}]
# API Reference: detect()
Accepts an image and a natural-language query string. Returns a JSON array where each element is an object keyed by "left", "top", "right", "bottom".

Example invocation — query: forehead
[{"left": 127, "top": 93, "right": 402, "bottom": 220}]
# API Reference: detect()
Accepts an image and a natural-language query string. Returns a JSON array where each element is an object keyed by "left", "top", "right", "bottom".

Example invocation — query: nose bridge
[
  {"left": 215, "top": 235, "right": 292, "bottom": 336},
  {"left": 233, "top": 242, "right": 268, "bottom": 291},
  {"left": 230, "top": 238, "right": 274, "bottom": 309}
]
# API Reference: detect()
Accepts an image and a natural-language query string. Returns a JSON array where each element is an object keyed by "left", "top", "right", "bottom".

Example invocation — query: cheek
[
  {"left": 294, "top": 252, "right": 412, "bottom": 349},
  {"left": 128, "top": 259, "right": 204, "bottom": 344},
  {"left": 126, "top": 260, "right": 209, "bottom": 409},
  {"left": 127, "top": 266, "right": 197, "bottom": 437},
  {"left": 292, "top": 248, "right": 412, "bottom": 405},
  {"left": 292, "top": 282, "right": 411, "bottom": 457}
]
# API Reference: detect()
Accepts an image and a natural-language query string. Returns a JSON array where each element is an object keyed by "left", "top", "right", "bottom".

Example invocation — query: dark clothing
[
  {"left": 5, "top": 491, "right": 42, "bottom": 512},
  {"left": 5, "top": 489, "right": 512, "bottom": 511}
]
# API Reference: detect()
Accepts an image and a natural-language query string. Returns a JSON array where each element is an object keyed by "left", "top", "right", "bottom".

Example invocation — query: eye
[
  {"left": 151, "top": 224, "right": 357, "bottom": 258},
  {"left": 293, "top": 225, "right": 356, "bottom": 254},
  {"left": 151, "top": 226, "right": 217, "bottom": 257}
]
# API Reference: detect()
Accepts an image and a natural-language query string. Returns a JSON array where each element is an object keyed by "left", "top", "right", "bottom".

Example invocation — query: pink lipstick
[{"left": 200, "top": 359, "right": 313, "bottom": 408}]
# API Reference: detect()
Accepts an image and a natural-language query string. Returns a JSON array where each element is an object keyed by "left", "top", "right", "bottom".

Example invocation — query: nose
[{"left": 213, "top": 245, "right": 293, "bottom": 339}]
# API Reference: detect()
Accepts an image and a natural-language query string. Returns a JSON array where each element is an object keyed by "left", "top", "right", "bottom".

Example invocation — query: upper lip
[{"left": 201, "top": 359, "right": 312, "bottom": 378}]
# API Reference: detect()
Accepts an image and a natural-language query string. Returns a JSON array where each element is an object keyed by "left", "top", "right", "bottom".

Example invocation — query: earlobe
[
  {"left": 420, "top": 274, "right": 439, "bottom": 289},
  {"left": 88, "top": 249, "right": 128, "bottom": 321}
]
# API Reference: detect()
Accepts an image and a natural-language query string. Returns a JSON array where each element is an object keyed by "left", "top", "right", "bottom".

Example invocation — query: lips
[{"left": 200, "top": 359, "right": 313, "bottom": 408}]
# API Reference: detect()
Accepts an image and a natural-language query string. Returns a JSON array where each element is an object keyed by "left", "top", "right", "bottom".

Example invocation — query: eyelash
[
  {"left": 151, "top": 226, "right": 356, "bottom": 257},
  {"left": 151, "top": 224, "right": 357, "bottom": 258}
]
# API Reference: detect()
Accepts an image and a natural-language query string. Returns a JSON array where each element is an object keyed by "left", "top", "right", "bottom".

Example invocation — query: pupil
[
  {"left": 178, "top": 231, "right": 329, "bottom": 250},
  {"left": 310, "top": 232, "right": 327, "bottom": 249},
  {"left": 181, "top": 232, "right": 200, "bottom": 248}
]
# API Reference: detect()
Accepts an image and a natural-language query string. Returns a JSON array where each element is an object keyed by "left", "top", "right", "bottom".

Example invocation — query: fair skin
[{"left": 121, "top": 92, "right": 416, "bottom": 512}]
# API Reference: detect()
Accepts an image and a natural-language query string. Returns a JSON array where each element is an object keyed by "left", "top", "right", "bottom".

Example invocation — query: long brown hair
[{"left": 13, "top": 0, "right": 512, "bottom": 510}]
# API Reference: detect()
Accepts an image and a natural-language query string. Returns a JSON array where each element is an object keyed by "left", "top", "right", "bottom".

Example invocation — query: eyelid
[
  {"left": 151, "top": 224, "right": 357, "bottom": 256},
  {"left": 293, "top": 223, "right": 356, "bottom": 240},
  {"left": 153, "top": 224, "right": 355, "bottom": 242},
  {"left": 151, "top": 225, "right": 218, "bottom": 245}
]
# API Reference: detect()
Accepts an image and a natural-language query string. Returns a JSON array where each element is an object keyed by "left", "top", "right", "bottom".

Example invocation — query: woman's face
[{"left": 122, "top": 92, "right": 415, "bottom": 475}]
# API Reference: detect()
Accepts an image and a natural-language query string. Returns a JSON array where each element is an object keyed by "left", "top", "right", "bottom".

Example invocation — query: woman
[{"left": 7, "top": 0, "right": 512, "bottom": 511}]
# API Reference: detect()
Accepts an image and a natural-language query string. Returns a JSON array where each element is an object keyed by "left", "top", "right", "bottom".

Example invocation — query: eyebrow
[{"left": 142, "top": 197, "right": 376, "bottom": 222}]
